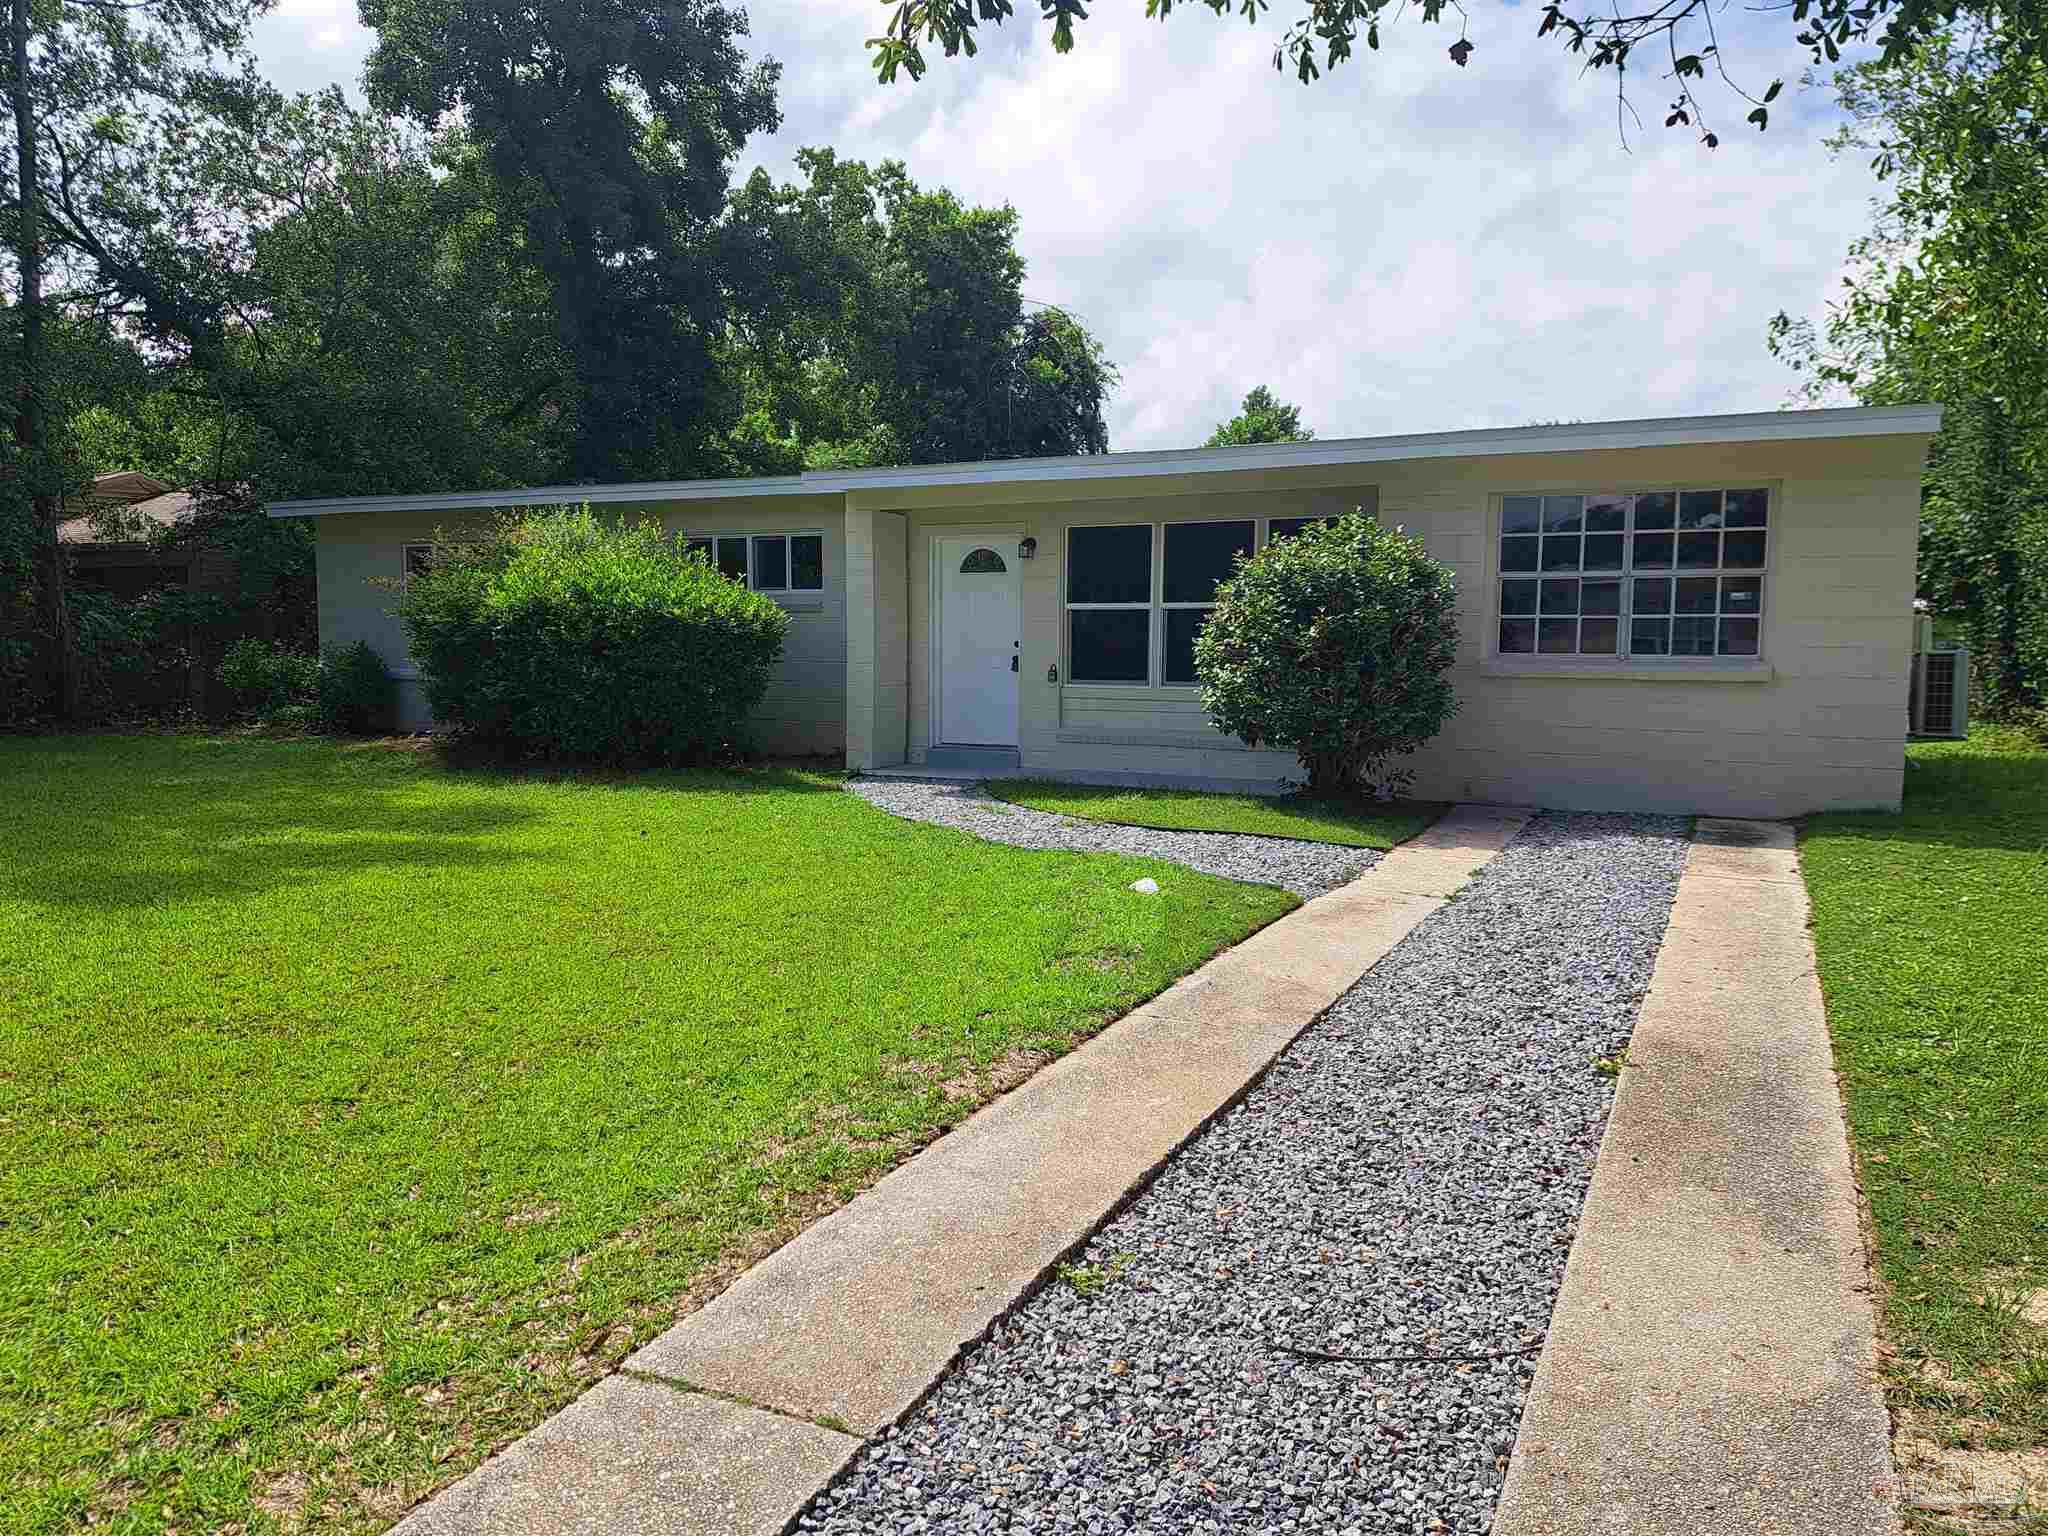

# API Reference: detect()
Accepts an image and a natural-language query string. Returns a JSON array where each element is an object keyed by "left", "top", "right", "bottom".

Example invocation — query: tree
[
  {"left": 1768, "top": 28, "right": 2048, "bottom": 714},
  {"left": 720, "top": 150, "right": 1115, "bottom": 469},
  {"left": 866, "top": 0, "right": 2048, "bottom": 148},
  {"left": 1916, "top": 400, "right": 2046, "bottom": 717},
  {"left": 359, "top": 0, "right": 781, "bottom": 481},
  {"left": 169, "top": 92, "right": 575, "bottom": 497},
  {"left": 1205, "top": 385, "right": 1313, "bottom": 448},
  {"left": 40, "top": 77, "right": 614, "bottom": 503},
  {"left": 5, "top": 0, "right": 274, "bottom": 719},
  {"left": 1193, "top": 512, "right": 1459, "bottom": 797},
  {"left": 8, "top": 37, "right": 584, "bottom": 718}
]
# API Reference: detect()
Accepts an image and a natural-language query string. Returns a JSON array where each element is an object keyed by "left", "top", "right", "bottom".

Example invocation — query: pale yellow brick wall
[
  {"left": 881, "top": 434, "right": 1924, "bottom": 816},
  {"left": 315, "top": 495, "right": 848, "bottom": 754}
]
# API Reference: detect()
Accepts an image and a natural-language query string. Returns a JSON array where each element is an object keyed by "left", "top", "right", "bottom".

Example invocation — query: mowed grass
[
  {"left": 987, "top": 778, "right": 1437, "bottom": 849},
  {"left": 0, "top": 734, "right": 1294, "bottom": 1536},
  {"left": 1802, "top": 727, "right": 2048, "bottom": 1463}
]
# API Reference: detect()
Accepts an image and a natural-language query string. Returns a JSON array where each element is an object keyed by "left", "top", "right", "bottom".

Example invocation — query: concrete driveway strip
[
  {"left": 1492, "top": 817, "right": 1899, "bottom": 1536},
  {"left": 391, "top": 1379, "right": 861, "bottom": 1536}
]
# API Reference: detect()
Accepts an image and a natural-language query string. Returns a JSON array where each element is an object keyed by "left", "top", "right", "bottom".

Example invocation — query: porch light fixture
[{"left": 1018, "top": 536, "right": 1037, "bottom": 560}]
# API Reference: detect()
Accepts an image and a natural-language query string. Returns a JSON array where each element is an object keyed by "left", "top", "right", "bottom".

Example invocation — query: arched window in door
[{"left": 959, "top": 547, "right": 1007, "bottom": 574}]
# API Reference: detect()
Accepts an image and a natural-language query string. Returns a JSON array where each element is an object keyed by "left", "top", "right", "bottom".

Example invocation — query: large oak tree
[
  {"left": 722, "top": 149, "right": 1115, "bottom": 471},
  {"left": 358, "top": 0, "right": 780, "bottom": 482}
]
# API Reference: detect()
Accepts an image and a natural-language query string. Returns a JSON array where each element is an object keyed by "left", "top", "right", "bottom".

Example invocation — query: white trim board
[{"left": 267, "top": 406, "right": 1944, "bottom": 519}]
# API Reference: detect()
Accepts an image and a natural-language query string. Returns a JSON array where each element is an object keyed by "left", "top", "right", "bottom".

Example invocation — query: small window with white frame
[
  {"left": 1496, "top": 488, "right": 1768, "bottom": 660},
  {"left": 683, "top": 531, "right": 825, "bottom": 595}
]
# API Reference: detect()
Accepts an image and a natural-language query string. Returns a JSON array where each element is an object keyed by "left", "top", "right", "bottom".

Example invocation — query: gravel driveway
[
  {"left": 847, "top": 779, "right": 1382, "bottom": 900},
  {"left": 799, "top": 811, "right": 1689, "bottom": 1536}
]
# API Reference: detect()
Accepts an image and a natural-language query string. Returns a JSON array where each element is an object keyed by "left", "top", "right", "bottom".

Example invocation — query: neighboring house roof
[
  {"left": 265, "top": 405, "right": 1946, "bottom": 519},
  {"left": 59, "top": 490, "right": 199, "bottom": 545},
  {"left": 90, "top": 471, "right": 173, "bottom": 504}
]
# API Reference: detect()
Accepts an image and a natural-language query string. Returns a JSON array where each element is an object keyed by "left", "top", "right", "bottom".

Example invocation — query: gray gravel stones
[
  {"left": 847, "top": 779, "right": 1381, "bottom": 900},
  {"left": 799, "top": 810, "right": 1689, "bottom": 1536}
]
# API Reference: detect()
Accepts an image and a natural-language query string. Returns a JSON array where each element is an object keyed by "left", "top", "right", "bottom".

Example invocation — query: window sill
[
  {"left": 1479, "top": 657, "right": 1774, "bottom": 683},
  {"left": 1058, "top": 682, "right": 1202, "bottom": 693},
  {"left": 770, "top": 595, "right": 826, "bottom": 613},
  {"left": 1054, "top": 729, "right": 1251, "bottom": 752}
]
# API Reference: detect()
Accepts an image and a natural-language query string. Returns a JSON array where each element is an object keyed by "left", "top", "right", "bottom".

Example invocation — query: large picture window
[
  {"left": 1063, "top": 517, "right": 1271, "bottom": 685},
  {"left": 685, "top": 531, "right": 824, "bottom": 595},
  {"left": 1497, "top": 488, "right": 1767, "bottom": 660}
]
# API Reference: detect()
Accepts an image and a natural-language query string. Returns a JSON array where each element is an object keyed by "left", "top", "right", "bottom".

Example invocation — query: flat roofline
[{"left": 266, "top": 404, "right": 1943, "bottom": 518}]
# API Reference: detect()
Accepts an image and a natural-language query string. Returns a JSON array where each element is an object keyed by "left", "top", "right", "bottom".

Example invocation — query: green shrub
[
  {"left": 1193, "top": 511, "right": 1459, "bottom": 798},
  {"left": 217, "top": 637, "right": 320, "bottom": 719},
  {"left": 316, "top": 641, "right": 395, "bottom": 735},
  {"left": 397, "top": 507, "right": 790, "bottom": 763}
]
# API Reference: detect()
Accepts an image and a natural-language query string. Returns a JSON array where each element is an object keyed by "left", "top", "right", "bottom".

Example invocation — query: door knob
[{"left": 1010, "top": 655, "right": 1018, "bottom": 672}]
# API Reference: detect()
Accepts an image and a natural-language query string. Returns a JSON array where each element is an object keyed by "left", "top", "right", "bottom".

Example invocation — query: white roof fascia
[
  {"left": 266, "top": 475, "right": 813, "bottom": 519},
  {"left": 266, "top": 405, "right": 1943, "bottom": 518}
]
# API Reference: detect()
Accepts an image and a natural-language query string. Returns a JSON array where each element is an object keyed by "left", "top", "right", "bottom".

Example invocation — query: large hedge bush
[
  {"left": 397, "top": 507, "right": 790, "bottom": 763},
  {"left": 1193, "top": 511, "right": 1459, "bottom": 798}
]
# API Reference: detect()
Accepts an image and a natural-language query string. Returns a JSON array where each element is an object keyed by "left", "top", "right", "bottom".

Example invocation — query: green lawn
[
  {"left": 986, "top": 778, "right": 1437, "bottom": 849},
  {"left": 1802, "top": 726, "right": 2048, "bottom": 1471},
  {"left": 0, "top": 734, "right": 1294, "bottom": 1536}
]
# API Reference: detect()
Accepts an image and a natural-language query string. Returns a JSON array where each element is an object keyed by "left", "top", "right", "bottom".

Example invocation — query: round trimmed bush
[
  {"left": 397, "top": 507, "right": 790, "bottom": 763},
  {"left": 1193, "top": 511, "right": 1459, "bottom": 798}
]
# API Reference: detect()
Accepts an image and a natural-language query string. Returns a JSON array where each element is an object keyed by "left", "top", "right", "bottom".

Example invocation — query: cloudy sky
[{"left": 248, "top": 0, "right": 1876, "bottom": 451}]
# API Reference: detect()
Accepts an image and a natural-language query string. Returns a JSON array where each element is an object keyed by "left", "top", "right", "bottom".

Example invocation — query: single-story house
[{"left": 269, "top": 404, "right": 1942, "bottom": 818}]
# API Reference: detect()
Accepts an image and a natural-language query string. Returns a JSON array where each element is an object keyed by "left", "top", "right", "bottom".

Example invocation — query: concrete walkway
[
  {"left": 1492, "top": 818, "right": 1899, "bottom": 1536},
  {"left": 392, "top": 803, "right": 1529, "bottom": 1536}
]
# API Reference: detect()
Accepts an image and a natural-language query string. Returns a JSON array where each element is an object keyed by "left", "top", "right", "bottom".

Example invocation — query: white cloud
[
  {"left": 249, "top": 0, "right": 373, "bottom": 95},
  {"left": 249, "top": 0, "right": 1882, "bottom": 449}
]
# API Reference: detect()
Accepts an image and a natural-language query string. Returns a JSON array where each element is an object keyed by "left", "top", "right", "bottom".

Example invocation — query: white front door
[{"left": 936, "top": 533, "right": 1022, "bottom": 746}]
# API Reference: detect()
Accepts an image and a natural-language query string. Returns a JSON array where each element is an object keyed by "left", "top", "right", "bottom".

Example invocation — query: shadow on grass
[
  {"left": 0, "top": 734, "right": 857, "bottom": 911},
  {"left": 426, "top": 734, "right": 846, "bottom": 798},
  {"left": 2, "top": 736, "right": 533, "bottom": 911}
]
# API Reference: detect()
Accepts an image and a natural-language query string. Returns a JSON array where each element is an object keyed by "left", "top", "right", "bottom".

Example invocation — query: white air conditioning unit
[{"left": 1910, "top": 640, "right": 1970, "bottom": 739}]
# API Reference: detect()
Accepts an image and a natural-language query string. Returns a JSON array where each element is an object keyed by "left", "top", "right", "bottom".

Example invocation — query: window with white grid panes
[{"left": 1496, "top": 488, "right": 1768, "bottom": 659}]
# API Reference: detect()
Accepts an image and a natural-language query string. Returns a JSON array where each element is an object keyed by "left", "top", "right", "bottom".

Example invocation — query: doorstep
[{"left": 861, "top": 744, "right": 1022, "bottom": 783}]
